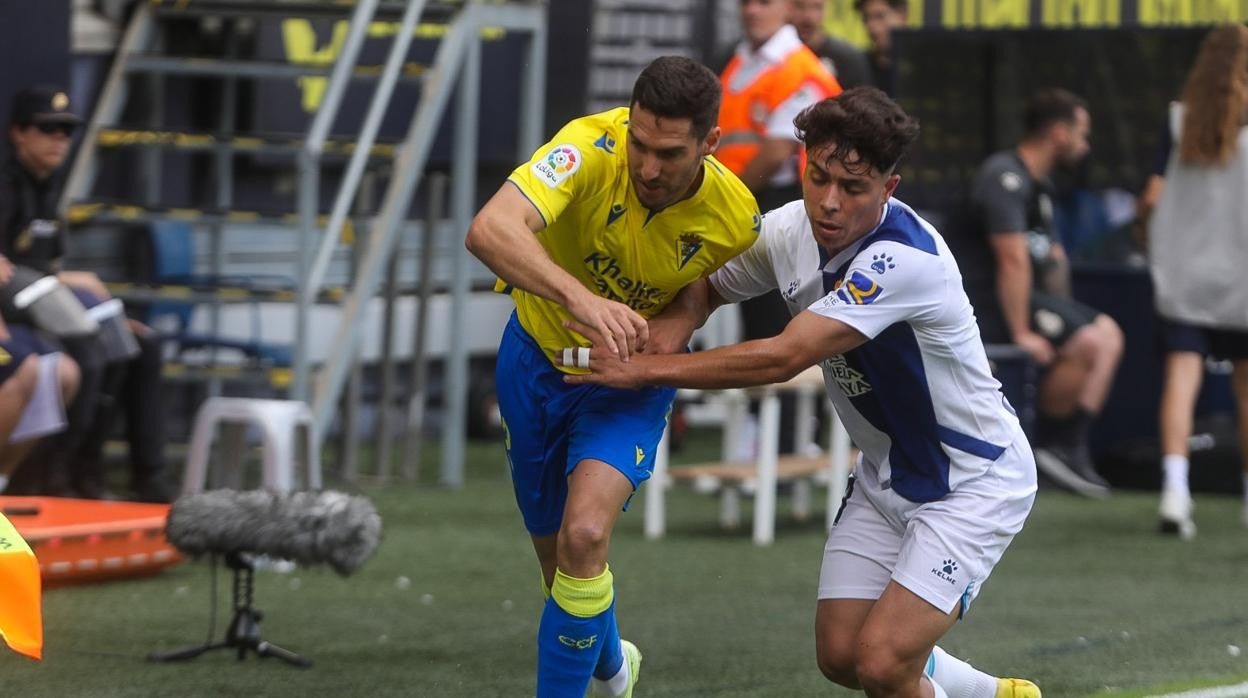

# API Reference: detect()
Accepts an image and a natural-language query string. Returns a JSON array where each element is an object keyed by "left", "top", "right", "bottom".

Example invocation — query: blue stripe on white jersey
[{"left": 708, "top": 199, "right": 1023, "bottom": 501}]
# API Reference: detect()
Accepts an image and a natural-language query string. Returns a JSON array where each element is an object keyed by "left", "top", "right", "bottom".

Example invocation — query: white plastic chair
[{"left": 182, "top": 397, "right": 322, "bottom": 494}]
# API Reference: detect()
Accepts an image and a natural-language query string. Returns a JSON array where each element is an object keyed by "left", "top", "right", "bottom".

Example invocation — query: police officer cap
[{"left": 10, "top": 85, "right": 82, "bottom": 127}]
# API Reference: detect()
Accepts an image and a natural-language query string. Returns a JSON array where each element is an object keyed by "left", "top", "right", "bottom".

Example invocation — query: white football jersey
[{"left": 710, "top": 199, "right": 1024, "bottom": 502}]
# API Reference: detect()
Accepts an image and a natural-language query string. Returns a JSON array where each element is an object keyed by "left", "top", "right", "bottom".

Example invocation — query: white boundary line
[{"left": 1146, "top": 682, "right": 1248, "bottom": 698}]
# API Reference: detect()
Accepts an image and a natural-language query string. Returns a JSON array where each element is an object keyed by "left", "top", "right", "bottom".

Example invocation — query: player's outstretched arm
[
  {"left": 563, "top": 309, "right": 866, "bottom": 390},
  {"left": 466, "top": 183, "right": 648, "bottom": 358},
  {"left": 642, "top": 278, "right": 729, "bottom": 355}
]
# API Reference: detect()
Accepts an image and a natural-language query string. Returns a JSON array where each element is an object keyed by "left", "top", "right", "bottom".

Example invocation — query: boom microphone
[{"left": 166, "top": 489, "right": 383, "bottom": 576}]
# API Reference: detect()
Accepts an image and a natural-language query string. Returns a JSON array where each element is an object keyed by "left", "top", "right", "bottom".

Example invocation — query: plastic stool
[{"left": 182, "top": 398, "right": 322, "bottom": 494}]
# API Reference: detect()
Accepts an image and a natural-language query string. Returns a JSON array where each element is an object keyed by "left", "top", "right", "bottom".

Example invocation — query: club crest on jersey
[
  {"left": 532, "top": 144, "right": 581, "bottom": 188},
  {"left": 677, "top": 232, "right": 703, "bottom": 270}
]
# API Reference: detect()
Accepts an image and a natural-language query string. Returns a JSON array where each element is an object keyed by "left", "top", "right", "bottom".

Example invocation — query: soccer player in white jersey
[{"left": 564, "top": 88, "right": 1042, "bottom": 698}]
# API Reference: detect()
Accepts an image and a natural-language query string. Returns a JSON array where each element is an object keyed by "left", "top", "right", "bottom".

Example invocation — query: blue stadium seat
[{"left": 144, "top": 221, "right": 292, "bottom": 365}]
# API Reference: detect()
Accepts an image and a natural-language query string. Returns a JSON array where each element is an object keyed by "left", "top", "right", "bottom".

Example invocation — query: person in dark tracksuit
[{"left": 0, "top": 85, "right": 172, "bottom": 502}]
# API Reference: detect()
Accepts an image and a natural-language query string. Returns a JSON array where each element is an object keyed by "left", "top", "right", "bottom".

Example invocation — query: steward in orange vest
[{"left": 718, "top": 24, "right": 841, "bottom": 204}]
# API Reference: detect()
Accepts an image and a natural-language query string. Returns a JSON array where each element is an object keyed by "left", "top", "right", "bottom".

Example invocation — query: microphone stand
[{"left": 148, "top": 551, "right": 311, "bottom": 668}]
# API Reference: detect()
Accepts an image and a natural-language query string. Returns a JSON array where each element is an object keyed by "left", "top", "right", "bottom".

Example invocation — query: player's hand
[
  {"left": 564, "top": 293, "right": 649, "bottom": 361},
  {"left": 557, "top": 343, "right": 646, "bottom": 389},
  {"left": 642, "top": 315, "right": 695, "bottom": 355},
  {"left": 0, "top": 255, "right": 13, "bottom": 286},
  {"left": 1013, "top": 331, "right": 1055, "bottom": 366}
]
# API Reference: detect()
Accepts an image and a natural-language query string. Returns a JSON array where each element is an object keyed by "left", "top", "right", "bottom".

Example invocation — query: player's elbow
[{"left": 465, "top": 214, "right": 492, "bottom": 259}]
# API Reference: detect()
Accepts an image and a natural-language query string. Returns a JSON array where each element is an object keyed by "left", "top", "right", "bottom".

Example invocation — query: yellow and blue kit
[
  {"left": 496, "top": 107, "right": 758, "bottom": 696},
  {"left": 497, "top": 106, "right": 759, "bottom": 532}
]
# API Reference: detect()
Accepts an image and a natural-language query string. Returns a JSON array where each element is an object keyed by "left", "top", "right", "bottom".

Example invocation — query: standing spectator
[
  {"left": 958, "top": 89, "right": 1124, "bottom": 498},
  {"left": 716, "top": 0, "right": 841, "bottom": 455},
  {"left": 0, "top": 85, "right": 172, "bottom": 502},
  {"left": 791, "top": 0, "right": 872, "bottom": 89},
  {"left": 717, "top": 0, "right": 841, "bottom": 210},
  {"left": 1143, "top": 24, "right": 1248, "bottom": 538},
  {"left": 853, "top": 0, "right": 908, "bottom": 95}
]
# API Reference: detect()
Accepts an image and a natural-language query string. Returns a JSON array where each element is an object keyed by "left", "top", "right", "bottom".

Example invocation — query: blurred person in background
[
  {"left": 791, "top": 0, "right": 872, "bottom": 89},
  {"left": 1140, "top": 24, "right": 1248, "bottom": 538},
  {"left": 717, "top": 0, "right": 841, "bottom": 456},
  {"left": 853, "top": 0, "right": 908, "bottom": 95},
  {"left": 958, "top": 89, "right": 1124, "bottom": 499},
  {"left": 0, "top": 85, "right": 171, "bottom": 502}
]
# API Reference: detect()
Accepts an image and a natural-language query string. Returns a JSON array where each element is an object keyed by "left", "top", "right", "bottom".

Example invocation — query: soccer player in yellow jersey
[{"left": 466, "top": 56, "right": 760, "bottom": 697}]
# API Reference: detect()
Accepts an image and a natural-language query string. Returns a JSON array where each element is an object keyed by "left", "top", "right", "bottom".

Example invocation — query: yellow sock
[{"left": 551, "top": 565, "right": 614, "bottom": 617}]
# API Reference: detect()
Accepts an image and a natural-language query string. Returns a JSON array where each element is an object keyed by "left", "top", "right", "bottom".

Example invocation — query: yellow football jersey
[{"left": 504, "top": 107, "right": 761, "bottom": 372}]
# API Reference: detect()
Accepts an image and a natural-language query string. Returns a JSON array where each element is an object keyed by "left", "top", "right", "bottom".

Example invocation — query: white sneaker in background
[{"left": 1159, "top": 487, "right": 1196, "bottom": 540}]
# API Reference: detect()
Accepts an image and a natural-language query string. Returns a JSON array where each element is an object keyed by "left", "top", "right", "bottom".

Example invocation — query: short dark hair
[
  {"left": 852, "top": 0, "right": 908, "bottom": 14},
  {"left": 630, "top": 56, "right": 721, "bottom": 140},
  {"left": 1022, "top": 88, "right": 1088, "bottom": 138},
  {"left": 793, "top": 87, "right": 919, "bottom": 176}
]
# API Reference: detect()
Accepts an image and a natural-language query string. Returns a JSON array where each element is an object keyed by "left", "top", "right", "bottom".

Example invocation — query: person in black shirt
[
  {"left": 959, "top": 88, "right": 1124, "bottom": 498},
  {"left": 791, "top": 0, "right": 871, "bottom": 89},
  {"left": 1, "top": 85, "right": 172, "bottom": 502},
  {"left": 853, "top": 0, "right": 907, "bottom": 96}
]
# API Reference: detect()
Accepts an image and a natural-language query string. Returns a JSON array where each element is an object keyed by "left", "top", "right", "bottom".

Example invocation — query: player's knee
[
  {"left": 815, "top": 644, "right": 860, "bottom": 689},
  {"left": 854, "top": 644, "right": 910, "bottom": 695},
  {"left": 556, "top": 519, "right": 611, "bottom": 563}
]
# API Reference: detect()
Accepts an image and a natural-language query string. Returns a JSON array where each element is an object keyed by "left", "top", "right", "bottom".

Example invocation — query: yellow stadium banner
[
  {"left": 824, "top": 0, "right": 1248, "bottom": 44},
  {"left": 0, "top": 513, "right": 42, "bottom": 660}
]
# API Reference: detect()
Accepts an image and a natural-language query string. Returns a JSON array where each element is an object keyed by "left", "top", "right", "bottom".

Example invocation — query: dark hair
[
  {"left": 630, "top": 56, "right": 721, "bottom": 140},
  {"left": 852, "top": 0, "right": 908, "bottom": 14},
  {"left": 1022, "top": 88, "right": 1088, "bottom": 138},
  {"left": 793, "top": 87, "right": 919, "bottom": 175}
]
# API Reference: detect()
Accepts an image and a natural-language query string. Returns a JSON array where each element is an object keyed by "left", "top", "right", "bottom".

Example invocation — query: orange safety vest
[{"left": 717, "top": 45, "right": 842, "bottom": 181}]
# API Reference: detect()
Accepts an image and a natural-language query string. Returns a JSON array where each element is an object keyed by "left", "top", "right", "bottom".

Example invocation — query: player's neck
[
  {"left": 649, "top": 161, "right": 706, "bottom": 214},
  {"left": 1015, "top": 141, "right": 1054, "bottom": 180}
]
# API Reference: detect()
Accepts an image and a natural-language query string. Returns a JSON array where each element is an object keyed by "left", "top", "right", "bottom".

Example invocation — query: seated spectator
[
  {"left": 0, "top": 85, "right": 172, "bottom": 502},
  {"left": 952, "top": 88, "right": 1124, "bottom": 498},
  {"left": 0, "top": 307, "right": 80, "bottom": 493}
]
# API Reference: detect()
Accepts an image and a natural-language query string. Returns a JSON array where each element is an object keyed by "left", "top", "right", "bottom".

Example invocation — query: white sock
[
  {"left": 0, "top": 473, "right": 8, "bottom": 494},
  {"left": 927, "top": 646, "right": 998, "bottom": 698},
  {"left": 590, "top": 647, "right": 630, "bottom": 697},
  {"left": 926, "top": 675, "right": 951, "bottom": 698},
  {"left": 1162, "top": 454, "right": 1190, "bottom": 494}
]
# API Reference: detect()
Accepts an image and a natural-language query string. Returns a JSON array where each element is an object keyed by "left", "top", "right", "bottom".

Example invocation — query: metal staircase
[{"left": 61, "top": 0, "right": 547, "bottom": 485}]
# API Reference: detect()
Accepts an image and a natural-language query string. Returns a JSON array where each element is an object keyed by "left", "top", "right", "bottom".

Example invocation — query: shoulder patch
[
  {"left": 531, "top": 144, "right": 582, "bottom": 188},
  {"left": 999, "top": 170, "right": 1023, "bottom": 192}
]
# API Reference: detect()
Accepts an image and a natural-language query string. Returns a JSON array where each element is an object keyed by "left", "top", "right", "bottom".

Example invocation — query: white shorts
[{"left": 817, "top": 437, "right": 1037, "bottom": 615}]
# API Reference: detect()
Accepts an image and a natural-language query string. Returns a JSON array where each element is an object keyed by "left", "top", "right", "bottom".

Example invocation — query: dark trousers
[{"left": 76, "top": 330, "right": 168, "bottom": 487}]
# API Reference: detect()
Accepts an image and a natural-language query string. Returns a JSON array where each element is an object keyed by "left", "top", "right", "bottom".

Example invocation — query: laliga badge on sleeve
[{"left": 532, "top": 145, "right": 581, "bottom": 188}]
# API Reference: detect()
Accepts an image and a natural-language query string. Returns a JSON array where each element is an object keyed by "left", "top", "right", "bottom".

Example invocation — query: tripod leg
[{"left": 255, "top": 640, "right": 313, "bottom": 668}]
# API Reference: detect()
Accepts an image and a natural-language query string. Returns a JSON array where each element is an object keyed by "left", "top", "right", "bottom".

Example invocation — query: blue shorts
[
  {"left": 0, "top": 323, "right": 55, "bottom": 382},
  {"left": 496, "top": 313, "right": 675, "bottom": 536},
  {"left": 1163, "top": 321, "right": 1248, "bottom": 360}
]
